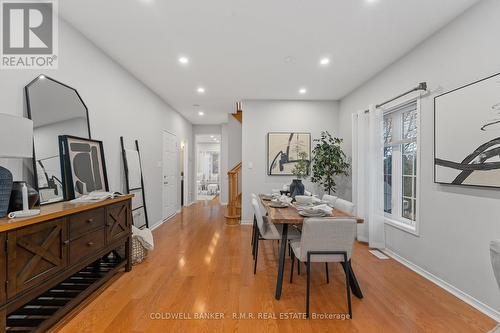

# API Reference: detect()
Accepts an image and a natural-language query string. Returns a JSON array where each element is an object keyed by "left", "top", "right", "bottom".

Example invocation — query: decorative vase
[
  {"left": 8, "top": 181, "right": 39, "bottom": 213},
  {"left": 289, "top": 179, "right": 305, "bottom": 199},
  {"left": 0, "top": 166, "right": 13, "bottom": 218}
]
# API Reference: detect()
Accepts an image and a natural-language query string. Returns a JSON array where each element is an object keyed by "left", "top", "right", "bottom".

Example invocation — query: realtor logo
[{"left": 1, "top": 0, "right": 58, "bottom": 69}]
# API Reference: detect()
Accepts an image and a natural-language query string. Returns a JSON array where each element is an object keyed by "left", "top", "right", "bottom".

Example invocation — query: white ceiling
[{"left": 59, "top": 0, "right": 479, "bottom": 124}]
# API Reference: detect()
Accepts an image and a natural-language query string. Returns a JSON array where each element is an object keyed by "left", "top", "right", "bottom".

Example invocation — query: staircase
[
  {"left": 224, "top": 102, "right": 243, "bottom": 225},
  {"left": 225, "top": 162, "right": 242, "bottom": 225}
]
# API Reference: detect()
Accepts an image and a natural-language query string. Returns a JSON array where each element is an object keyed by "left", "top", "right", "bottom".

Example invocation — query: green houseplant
[
  {"left": 289, "top": 152, "right": 309, "bottom": 198},
  {"left": 311, "top": 131, "right": 350, "bottom": 194}
]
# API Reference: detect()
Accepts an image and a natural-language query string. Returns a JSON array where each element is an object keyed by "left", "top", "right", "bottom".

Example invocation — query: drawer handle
[
  {"left": 63, "top": 240, "right": 70, "bottom": 246},
  {"left": 87, "top": 241, "right": 95, "bottom": 247},
  {"left": 86, "top": 218, "right": 94, "bottom": 223}
]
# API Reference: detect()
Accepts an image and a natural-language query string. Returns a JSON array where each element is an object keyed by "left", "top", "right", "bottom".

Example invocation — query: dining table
[{"left": 258, "top": 194, "right": 365, "bottom": 301}]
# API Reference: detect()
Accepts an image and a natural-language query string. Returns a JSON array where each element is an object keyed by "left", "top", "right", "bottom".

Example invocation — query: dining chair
[
  {"left": 289, "top": 218, "right": 357, "bottom": 319},
  {"left": 322, "top": 194, "right": 338, "bottom": 206},
  {"left": 251, "top": 198, "right": 300, "bottom": 274},
  {"left": 250, "top": 193, "right": 259, "bottom": 249},
  {"left": 334, "top": 198, "right": 355, "bottom": 215}
]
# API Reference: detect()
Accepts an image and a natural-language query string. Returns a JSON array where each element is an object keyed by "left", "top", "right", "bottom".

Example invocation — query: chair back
[
  {"left": 251, "top": 198, "right": 268, "bottom": 235},
  {"left": 334, "top": 198, "right": 355, "bottom": 215},
  {"left": 299, "top": 218, "right": 356, "bottom": 262},
  {"left": 322, "top": 194, "right": 338, "bottom": 206}
]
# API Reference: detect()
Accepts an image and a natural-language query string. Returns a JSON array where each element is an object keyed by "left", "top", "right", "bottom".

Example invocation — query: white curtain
[{"left": 352, "top": 104, "right": 386, "bottom": 249}]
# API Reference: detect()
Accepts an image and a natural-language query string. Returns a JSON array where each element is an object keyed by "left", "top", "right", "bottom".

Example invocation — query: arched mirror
[{"left": 25, "top": 75, "right": 91, "bottom": 204}]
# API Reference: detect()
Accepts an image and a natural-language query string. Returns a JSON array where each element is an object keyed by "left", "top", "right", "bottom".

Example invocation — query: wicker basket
[{"left": 131, "top": 236, "right": 148, "bottom": 265}]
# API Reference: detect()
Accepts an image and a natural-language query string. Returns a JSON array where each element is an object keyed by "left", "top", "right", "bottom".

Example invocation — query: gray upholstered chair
[
  {"left": 334, "top": 198, "right": 356, "bottom": 215},
  {"left": 322, "top": 194, "right": 338, "bottom": 206},
  {"left": 251, "top": 198, "right": 300, "bottom": 274},
  {"left": 289, "top": 218, "right": 357, "bottom": 319}
]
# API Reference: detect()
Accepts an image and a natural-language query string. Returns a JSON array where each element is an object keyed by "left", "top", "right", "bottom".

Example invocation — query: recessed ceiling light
[
  {"left": 320, "top": 57, "right": 330, "bottom": 66},
  {"left": 197, "top": 87, "right": 205, "bottom": 94},
  {"left": 366, "top": 0, "right": 379, "bottom": 3},
  {"left": 178, "top": 56, "right": 189, "bottom": 65},
  {"left": 299, "top": 88, "right": 307, "bottom": 94},
  {"left": 198, "top": 111, "right": 204, "bottom": 116},
  {"left": 210, "top": 135, "right": 214, "bottom": 138}
]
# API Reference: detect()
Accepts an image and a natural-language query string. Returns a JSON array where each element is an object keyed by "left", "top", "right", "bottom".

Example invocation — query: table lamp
[{"left": 0, "top": 114, "right": 34, "bottom": 218}]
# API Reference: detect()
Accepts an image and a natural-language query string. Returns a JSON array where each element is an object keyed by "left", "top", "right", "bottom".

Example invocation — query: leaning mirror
[{"left": 25, "top": 75, "right": 91, "bottom": 204}]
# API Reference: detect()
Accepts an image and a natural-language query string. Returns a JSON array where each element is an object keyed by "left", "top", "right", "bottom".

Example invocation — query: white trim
[
  {"left": 150, "top": 219, "right": 166, "bottom": 231},
  {"left": 385, "top": 217, "right": 419, "bottom": 236},
  {"left": 382, "top": 96, "right": 421, "bottom": 236},
  {"left": 383, "top": 248, "right": 500, "bottom": 322},
  {"left": 240, "top": 219, "right": 253, "bottom": 225}
]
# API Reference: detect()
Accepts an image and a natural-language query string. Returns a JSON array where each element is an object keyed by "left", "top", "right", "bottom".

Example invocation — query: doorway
[
  {"left": 195, "top": 135, "right": 221, "bottom": 201},
  {"left": 162, "top": 131, "right": 179, "bottom": 220},
  {"left": 180, "top": 141, "right": 189, "bottom": 207}
]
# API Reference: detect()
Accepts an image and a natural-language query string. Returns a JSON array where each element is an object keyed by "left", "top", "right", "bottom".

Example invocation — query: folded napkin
[
  {"left": 132, "top": 225, "right": 155, "bottom": 251},
  {"left": 311, "top": 196, "right": 322, "bottom": 204},
  {"left": 279, "top": 195, "right": 293, "bottom": 204},
  {"left": 310, "top": 204, "right": 333, "bottom": 214}
]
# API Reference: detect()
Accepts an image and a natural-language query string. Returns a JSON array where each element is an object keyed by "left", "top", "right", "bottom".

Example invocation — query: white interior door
[{"left": 162, "top": 131, "right": 178, "bottom": 219}]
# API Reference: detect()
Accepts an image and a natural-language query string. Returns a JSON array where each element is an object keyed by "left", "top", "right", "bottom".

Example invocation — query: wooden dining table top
[{"left": 259, "top": 194, "right": 364, "bottom": 225}]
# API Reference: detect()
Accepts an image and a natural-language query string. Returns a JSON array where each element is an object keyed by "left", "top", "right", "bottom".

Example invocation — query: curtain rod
[{"left": 364, "top": 82, "right": 427, "bottom": 113}]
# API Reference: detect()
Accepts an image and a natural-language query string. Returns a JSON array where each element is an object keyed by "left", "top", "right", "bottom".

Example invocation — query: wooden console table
[{"left": 0, "top": 195, "right": 133, "bottom": 332}]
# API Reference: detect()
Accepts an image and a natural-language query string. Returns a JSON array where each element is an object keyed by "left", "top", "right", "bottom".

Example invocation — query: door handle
[{"left": 164, "top": 181, "right": 168, "bottom": 184}]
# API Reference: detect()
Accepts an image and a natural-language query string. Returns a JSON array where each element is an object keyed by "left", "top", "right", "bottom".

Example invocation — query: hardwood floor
[{"left": 52, "top": 199, "right": 495, "bottom": 333}]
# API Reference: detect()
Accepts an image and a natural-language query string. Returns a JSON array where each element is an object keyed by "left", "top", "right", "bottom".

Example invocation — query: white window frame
[{"left": 382, "top": 97, "right": 421, "bottom": 236}]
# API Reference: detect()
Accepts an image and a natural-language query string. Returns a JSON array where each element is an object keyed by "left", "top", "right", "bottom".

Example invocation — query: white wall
[
  {"left": 241, "top": 100, "right": 340, "bottom": 222},
  {"left": 0, "top": 18, "right": 194, "bottom": 228},
  {"left": 338, "top": 0, "right": 500, "bottom": 315},
  {"left": 227, "top": 115, "right": 242, "bottom": 170}
]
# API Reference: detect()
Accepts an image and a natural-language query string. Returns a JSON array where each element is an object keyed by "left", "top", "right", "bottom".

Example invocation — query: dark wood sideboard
[{"left": 0, "top": 195, "right": 133, "bottom": 332}]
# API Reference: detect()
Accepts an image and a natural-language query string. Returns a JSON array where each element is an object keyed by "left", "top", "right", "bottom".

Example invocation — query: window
[{"left": 383, "top": 100, "right": 419, "bottom": 233}]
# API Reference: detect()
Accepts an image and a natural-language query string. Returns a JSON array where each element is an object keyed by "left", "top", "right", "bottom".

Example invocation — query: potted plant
[
  {"left": 290, "top": 151, "right": 309, "bottom": 198},
  {"left": 311, "top": 131, "right": 350, "bottom": 195}
]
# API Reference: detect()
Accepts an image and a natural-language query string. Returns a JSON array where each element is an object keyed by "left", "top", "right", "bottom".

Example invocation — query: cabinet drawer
[
  {"left": 69, "top": 228, "right": 105, "bottom": 266},
  {"left": 69, "top": 208, "right": 105, "bottom": 239}
]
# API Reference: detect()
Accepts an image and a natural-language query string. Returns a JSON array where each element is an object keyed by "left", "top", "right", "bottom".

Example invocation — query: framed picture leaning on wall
[{"left": 59, "top": 135, "right": 109, "bottom": 199}]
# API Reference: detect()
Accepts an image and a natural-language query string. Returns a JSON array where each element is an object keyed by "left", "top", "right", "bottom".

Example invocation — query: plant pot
[
  {"left": 289, "top": 179, "right": 305, "bottom": 199},
  {"left": 8, "top": 181, "right": 39, "bottom": 213}
]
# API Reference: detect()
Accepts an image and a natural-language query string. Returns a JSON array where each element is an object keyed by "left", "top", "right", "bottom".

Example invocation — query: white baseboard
[
  {"left": 150, "top": 212, "right": 179, "bottom": 231},
  {"left": 240, "top": 219, "right": 253, "bottom": 225},
  {"left": 383, "top": 248, "right": 500, "bottom": 322},
  {"left": 150, "top": 219, "right": 166, "bottom": 231}
]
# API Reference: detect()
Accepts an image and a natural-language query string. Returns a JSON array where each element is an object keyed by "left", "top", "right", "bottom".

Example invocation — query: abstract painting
[
  {"left": 60, "top": 136, "right": 109, "bottom": 198},
  {"left": 434, "top": 73, "right": 500, "bottom": 188},
  {"left": 268, "top": 132, "right": 311, "bottom": 176}
]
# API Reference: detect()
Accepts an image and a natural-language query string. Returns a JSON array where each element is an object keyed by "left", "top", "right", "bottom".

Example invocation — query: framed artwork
[
  {"left": 267, "top": 132, "right": 311, "bottom": 176},
  {"left": 434, "top": 72, "right": 500, "bottom": 188},
  {"left": 59, "top": 135, "right": 109, "bottom": 199}
]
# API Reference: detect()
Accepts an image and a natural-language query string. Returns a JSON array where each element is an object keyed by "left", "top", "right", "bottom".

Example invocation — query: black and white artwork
[
  {"left": 60, "top": 136, "right": 109, "bottom": 198},
  {"left": 267, "top": 132, "right": 311, "bottom": 176},
  {"left": 434, "top": 73, "right": 500, "bottom": 188}
]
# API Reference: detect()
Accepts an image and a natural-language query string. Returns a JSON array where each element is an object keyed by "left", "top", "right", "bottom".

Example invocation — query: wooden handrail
[
  {"left": 228, "top": 162, "right": 242, "bottom": 174},
  {"left": 225, "top": 162, "right": 242, "bottom": 225}
]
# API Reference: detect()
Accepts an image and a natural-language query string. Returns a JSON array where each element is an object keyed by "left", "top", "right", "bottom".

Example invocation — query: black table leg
[
  {"left": 275, "top": 224, "right": 288, "bottom": 300},
  {"left": 341, "top": 260, "right": 363, "bottom": 299}
]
